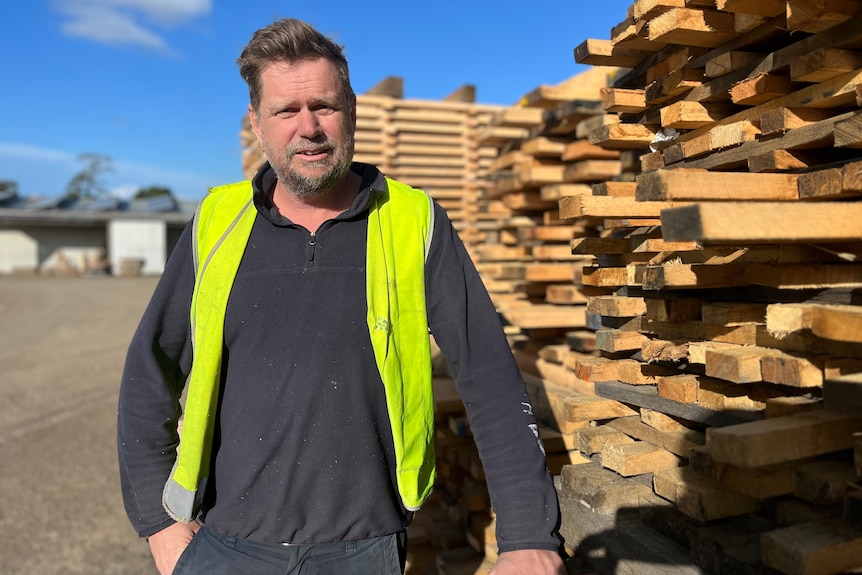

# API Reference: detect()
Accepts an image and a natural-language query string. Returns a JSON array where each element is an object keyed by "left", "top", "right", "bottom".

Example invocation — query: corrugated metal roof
[{"left": 0, "top": 192, "right": 198, "bottom": 226}]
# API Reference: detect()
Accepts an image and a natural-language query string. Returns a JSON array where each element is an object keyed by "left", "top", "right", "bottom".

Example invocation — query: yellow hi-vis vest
[{"left": 163, "top": 177, "right": 436, "bottom": 522}]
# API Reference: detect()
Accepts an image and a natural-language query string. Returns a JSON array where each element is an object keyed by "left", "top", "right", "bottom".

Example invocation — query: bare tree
[{"left": 65, "top": 153, "right": 114, "bottom": 199}]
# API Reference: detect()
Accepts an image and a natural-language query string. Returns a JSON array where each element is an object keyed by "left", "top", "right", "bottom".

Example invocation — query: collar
[{"left": 250, "top": 162, "right": 386, "bottom": 226}]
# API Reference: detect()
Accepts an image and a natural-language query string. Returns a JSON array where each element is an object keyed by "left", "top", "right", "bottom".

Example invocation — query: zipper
[{"left": 306, "top": 232, "right": 317, "bottom": 263}]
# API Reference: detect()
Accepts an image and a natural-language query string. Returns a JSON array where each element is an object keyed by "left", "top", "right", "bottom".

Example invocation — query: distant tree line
[{"left": 64, "top": 153, "right": 174, "bottom": 201}]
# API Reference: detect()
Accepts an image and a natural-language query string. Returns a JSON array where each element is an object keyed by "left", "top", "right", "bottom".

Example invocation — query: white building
[{"left": 0, "top": 194, "right": 196, "bottom": 276}]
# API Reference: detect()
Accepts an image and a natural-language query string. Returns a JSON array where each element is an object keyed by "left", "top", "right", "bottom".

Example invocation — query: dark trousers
[{"left": 172, "top": 525, "right": 407, "bottom": 575}]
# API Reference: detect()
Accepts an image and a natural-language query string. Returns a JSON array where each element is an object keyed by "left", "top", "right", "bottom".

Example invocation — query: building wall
[
  {"left": 0, "top": 225, "right": 106, "bottom": 274},
  {"left": 107, "top": 219, "right": 166, "bottom": 276},
  {"left": 0, "top": 229, "right": 38, "bottom": 273}
]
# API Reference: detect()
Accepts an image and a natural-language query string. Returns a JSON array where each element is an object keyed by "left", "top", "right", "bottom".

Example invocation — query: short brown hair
[{"left": 237, "top": 18, "right": 354, "bottom": 112}]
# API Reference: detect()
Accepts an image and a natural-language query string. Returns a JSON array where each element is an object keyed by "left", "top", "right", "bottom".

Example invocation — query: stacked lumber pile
[
  {"left": 549, "top": 1, "right": 862, "bottom": 574},
  {"left": 239, "top": 77, "right": 504, "bottom": 248},
  {"left": 405, "top": 377, "right": 494, "bottom": 575},
  {"left": 474, "top": 68, "right": 625, "bottom": 348},
  {"left": 407, "top": 375, "right": 597, "bottom": 575}
]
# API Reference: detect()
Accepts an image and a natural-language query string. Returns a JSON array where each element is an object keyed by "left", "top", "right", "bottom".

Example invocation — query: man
[{"left": 118, "top": 17, "right": 565, "bottom": 575}]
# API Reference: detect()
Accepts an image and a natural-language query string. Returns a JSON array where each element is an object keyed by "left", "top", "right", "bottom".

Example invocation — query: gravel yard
[{"left": 0, "top": 276, "right": 160, "bottom": 574}]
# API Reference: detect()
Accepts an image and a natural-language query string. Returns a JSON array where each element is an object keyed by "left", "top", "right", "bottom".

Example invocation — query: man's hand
[
  {"left": 489, "top": 549, "right": 566, "bottom": 574},
  {"left": 148, "top": 521, "right": 200, "bottom": 575}
]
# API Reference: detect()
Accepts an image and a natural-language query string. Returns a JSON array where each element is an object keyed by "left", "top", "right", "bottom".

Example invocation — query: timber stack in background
[{"left": 551, "top": 1, "right": 862, "bottom": 574}]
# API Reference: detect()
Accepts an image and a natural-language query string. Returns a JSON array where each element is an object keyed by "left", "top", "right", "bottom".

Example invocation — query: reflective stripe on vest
[{"left": 163, "top": 178, "right": 435, "bottom": 522}]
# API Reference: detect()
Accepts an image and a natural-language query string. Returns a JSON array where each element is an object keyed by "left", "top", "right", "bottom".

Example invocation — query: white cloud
[
  {"left": 0, "top": 141, "right": 220, "bottom": 201},
  {"left": 0, "top": 142, "right": 78, "bottom": 165},
  {"left": 52, "top": 0, "right": 212, "bottom": 53}
]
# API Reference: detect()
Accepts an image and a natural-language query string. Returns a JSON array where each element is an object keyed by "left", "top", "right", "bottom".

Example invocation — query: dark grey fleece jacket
[{"left": 117, "top": 162, "right": 561, "bottom": 553}]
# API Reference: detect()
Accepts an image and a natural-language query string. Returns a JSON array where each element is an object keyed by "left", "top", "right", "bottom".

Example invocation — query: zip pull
[{"left": 307, "top": 232, "right": 317, "bottom": 262}]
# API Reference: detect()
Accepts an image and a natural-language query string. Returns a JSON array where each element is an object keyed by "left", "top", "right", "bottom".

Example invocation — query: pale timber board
[
  {"left": 636, "top": 170, "right": 798, "bottom": 201},
  {"left": 559, "top": 194, "right": 693, "bottom": 219},
  {"left": 678, "top": 13, "right": 862, "bottom": 106},
  {"left": 607, "top": 415, "right": 705, "bottom": 457},
  {"left": 648, "top": 8, "right": 738, "bottom": 48},
  {"left": 675, "top": 67, "right": 862, "bottom": 147},
  {"left": 766, "top": 302, "right": 862, "bottom": 344},
  {"left": 705, "top": 409, "right": 862, "bottom": 467},
  {"left": 500, "top": 304, "right": 587, "bottom": 330},
  {"left": 661, "top": 202, "right": 862, "bottom": 243},
  {"left": 666, "top": 110, "right": 861, "bottom": 171}
]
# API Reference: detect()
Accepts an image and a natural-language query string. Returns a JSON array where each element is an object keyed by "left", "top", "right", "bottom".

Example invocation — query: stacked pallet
[
  {"left": 551, "top": 1, "right": 862, "bottom": 574},
  {"left": 239, "top": 77, "right": 504, "bottom": 249}
]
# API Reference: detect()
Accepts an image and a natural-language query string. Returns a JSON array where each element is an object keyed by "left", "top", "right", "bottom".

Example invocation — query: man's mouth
[{"left": 293, "top": 146, "right": 331, "bottom": 158}]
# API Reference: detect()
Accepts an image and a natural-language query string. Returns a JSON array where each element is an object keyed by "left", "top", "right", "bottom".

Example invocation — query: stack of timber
[
  {"left": 474, "top": 67, "right": 628, "bottom": 356},
  {"left": 239, "top": 76, "right": 504, "bottom": 248},
  {"left": 553, "top": 1, "right": 862, "bottom": 574},
  {"left": 405, "top": 376, "right": 494, "bottom": 575},
  {"left": 407, "top": 376, "right": 598, "bottom": 575}
]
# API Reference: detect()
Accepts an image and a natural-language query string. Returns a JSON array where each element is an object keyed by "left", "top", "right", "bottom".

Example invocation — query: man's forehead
[{"left": 261, "top": 59, "right": 340, "bottom": 87}]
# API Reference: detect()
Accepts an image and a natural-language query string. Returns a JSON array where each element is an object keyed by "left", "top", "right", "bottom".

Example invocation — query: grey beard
[
  {"left": 271, "top": 135, "right": 355, "bottom": 200},
  {"left": 282, "top": 158, "right": 349, "bottom": 199}
]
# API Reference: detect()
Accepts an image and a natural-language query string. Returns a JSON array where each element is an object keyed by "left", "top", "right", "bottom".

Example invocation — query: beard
[{"left": 265, "top": 131, "right": 355, "bottom": 200}]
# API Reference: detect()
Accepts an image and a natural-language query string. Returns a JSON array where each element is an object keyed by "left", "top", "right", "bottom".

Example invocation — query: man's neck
[{"left": 272, "top": 170, "right": 361, "bottom": 232}]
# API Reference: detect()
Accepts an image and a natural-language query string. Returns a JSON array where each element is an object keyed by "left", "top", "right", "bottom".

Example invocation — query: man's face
[{"left": 249, "top": 58, "right": 356, "bottom": 199}]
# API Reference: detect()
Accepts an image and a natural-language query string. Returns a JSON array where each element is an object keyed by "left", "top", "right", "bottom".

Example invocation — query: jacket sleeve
[
  {"left": 117, "top": 222, "right": 195, "bottom": 537},
  {"left": 424, "top": 202, "right": 562, "bottom": 554}
]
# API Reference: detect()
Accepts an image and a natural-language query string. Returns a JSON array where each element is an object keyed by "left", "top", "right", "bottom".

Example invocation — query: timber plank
[
  {"left": 760, "top": 351, "right": 831, "bottom": 388},
  {"left": 602, "top": 440, "right": 683, "bottom": 477},
  {"left": 766, "top": 302, "right": 862, "bottom": 344},
  {"left": 576, "top": 425, "right": 633, "bottom": 456},
  {"left": 560, "top": 393, "right": 639, "bottom": 423},
  {"left": 670, "top": 109, "right": 860, "bottom": 170},
  {"left": 636, "top": 169, "right": 798, "bottom": 201},
  {"left": 587, "top": 295, "right": 647, "bottom": 317},
  {"left": 607, "top": 415, "right": 705, "bottom": 457},
  {"left": 574, "top": 38, "right": 653, "bottom": 68},
  {"left": 688, "top": 445, "right": 798, "bottom": 500},
  {"left": 704, "top": 345, "right": 782, "bottom": 384},
  {"left": 661, "top": 202, "right": 862, "bottom": 243},
  {"left": 729, "top": 73, "right": 798, "bottom": 106},
  {"left": 790, "top": 47, "right": 862, "bottom": 83},
  {"left": 653, "top": 466, "right": 763, "bottom": 522},
  {"left": 595, "top": 380, "right": 763, "bottom": 427},
  {"left": 500, "top": 303, "right": 586, "bottom": 330},
  {"left": 761, "top": 519, "right": 862, "bottom": 575},
  {"left": 705, "top": 409, "right": 862, "bottom": 467},
  {"left": 559, "top": 194, "right": 691, "bottom": 220},
  {"left": 648, "top": 8, "right": 738, "bottom": 48},
  {"left": 588, "top": 123, "right": 657, "bottom": 150},
  {"left": 716, "top": 0, "right": 785, "bottom": 17},
  {"left": 786, "top": 0, "right": 862, "bottom": 34}
]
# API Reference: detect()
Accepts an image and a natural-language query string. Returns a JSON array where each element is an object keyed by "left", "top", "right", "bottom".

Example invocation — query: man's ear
[
  {"left": 349, "top": 94, "right": 357, "bottom": 132},
  {"left": 248, "top": 104, "right": 261, "bottom": 140}
]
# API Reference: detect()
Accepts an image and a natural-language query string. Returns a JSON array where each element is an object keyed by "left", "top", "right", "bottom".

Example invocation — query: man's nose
[{"left": 296, "top": 108, "right": 322, "bottom": 138}]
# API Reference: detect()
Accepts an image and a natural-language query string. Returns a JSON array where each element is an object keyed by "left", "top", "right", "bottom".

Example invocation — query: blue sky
[{"left": 0, "top": 1, "right": 632, "bottom": 201}]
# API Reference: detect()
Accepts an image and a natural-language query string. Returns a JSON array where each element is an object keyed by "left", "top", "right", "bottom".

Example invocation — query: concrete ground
[{"left": 0, "top": 276, "right": 159, "bottom": 574}]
